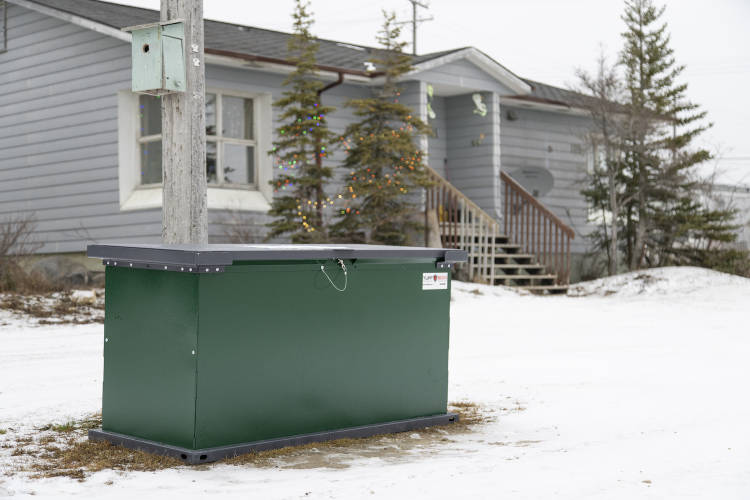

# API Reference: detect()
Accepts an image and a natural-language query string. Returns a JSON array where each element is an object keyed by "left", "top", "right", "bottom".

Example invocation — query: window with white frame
[
  {"left": 137, "top": 91, "right": 257, "bottom": 187},
  {"left": 0, "top": 1, "right": 7, "bottom": 54}
]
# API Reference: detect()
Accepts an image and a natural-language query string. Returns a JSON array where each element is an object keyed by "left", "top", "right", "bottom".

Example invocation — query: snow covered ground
[{"left": 1, "top": 266, "right": 749, "bottom": 499}]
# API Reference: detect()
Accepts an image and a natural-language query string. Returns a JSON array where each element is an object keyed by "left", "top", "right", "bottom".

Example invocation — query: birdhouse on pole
[{"left": 123, "top": 20, "right": 186, "bottom": 95}]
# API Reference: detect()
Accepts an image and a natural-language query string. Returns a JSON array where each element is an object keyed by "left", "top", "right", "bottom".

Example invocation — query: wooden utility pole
[
  {"left": 396, "top": 0, "right": 433, "bottom": 55},
  {"left": 161, "top": 0, "right": 207, "bottom": 244}
]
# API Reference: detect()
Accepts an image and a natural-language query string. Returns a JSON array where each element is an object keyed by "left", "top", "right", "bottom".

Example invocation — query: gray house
[{"left": 0, "top": 0, "right": 597, "bottom": 289}]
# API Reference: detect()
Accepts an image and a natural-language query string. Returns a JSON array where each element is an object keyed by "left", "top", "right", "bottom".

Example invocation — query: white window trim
[
  {"left": 118, "top": 88, "right": 273, "bottom": 212},
  {"left": 0, "top": 1, "right": 7, "bottom": 54},
  {"left": 207, "top": 89, "right": 258, "bottom": 188}
]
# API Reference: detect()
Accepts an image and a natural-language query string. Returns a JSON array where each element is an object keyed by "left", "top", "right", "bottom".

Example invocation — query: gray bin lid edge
[{"left": 87, "top": 243, "right": 467, "bottom": 267}]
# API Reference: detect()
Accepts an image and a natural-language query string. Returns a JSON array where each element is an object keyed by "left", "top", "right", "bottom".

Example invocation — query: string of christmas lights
[{"left": 271, "top": 92, "right": 426, "bottom": 233}]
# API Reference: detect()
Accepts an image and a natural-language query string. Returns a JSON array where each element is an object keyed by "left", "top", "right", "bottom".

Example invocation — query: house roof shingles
[
  {"left": 27, "top": 0, "right": 461, "bottom": 75},
  {"left": 24, "top": 0, "right": 584, "bottom": 108}
]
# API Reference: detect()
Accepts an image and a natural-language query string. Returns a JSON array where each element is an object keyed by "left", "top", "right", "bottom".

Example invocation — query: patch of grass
[
  {"left": 449, "top": 401, "right": 491, "bottom": 426},
  {"left": 0, "top": 429, "right": 6, "bottom": 435},
  {"left": 1, "top": 291, "right": 104, "bottom": 325},
  {"left": 30, "top": 441, "right": 183, "bottom": 479},
  {"left": 0, "top": 257, "right": 62, "bottom": 295},
  {"left": 51, "top": 422, "right": 77, "bottom": 433},
  {"left": 9, "top": 413, "right": 180, "bottom": 480},
  {"left": 11, "top": 403, "right": 493, "bottom": 478},
  {"left": 37, "top": 435, "right": 56, "bottom": 445},
  {"left": 40, "top": 414, "right": 102, "bottom": 434}
]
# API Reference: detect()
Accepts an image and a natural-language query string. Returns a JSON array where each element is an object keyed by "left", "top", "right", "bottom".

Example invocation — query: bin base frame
[{"left": 89, "top": 413, "right": 459, "bottom": 465}]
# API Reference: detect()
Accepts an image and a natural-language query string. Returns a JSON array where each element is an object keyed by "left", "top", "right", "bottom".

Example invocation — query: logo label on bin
[{"left": 422, "top": 272, "right": 448, "bottom": 290}]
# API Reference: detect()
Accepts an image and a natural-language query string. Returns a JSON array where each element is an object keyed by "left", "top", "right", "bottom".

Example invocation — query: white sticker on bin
[{"left": 422, "top": 272, "right": 448, "bottom": 290}]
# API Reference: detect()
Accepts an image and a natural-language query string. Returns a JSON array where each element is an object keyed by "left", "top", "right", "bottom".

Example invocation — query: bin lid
[{"left": 87, "top": 243, "right": 468, "bottom": 268}]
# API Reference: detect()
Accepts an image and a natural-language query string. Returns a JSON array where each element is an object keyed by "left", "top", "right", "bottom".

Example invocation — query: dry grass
[
  {"left": 449, "top": 401, "right": 490, "bottom": 425},
  {"left": 4, "top": 402, "right": 493, "bottom": 480},
  {"left": 0, "top": 290, "right": 104, "bottom": 325},
  {"left": 30, "top": 440, "right": 184, "bottom": 479},
  {"left": 36, "top": 415, "right": 102, "bottom": 434},
  {"left": 5, "top": 414, "right": 181, "bottom": 480},
  {"left": 0, "top": 259, "right": 61, "bottom": 294}
]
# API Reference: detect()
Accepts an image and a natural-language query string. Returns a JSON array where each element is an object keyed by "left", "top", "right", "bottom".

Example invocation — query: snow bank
[{"left": 568, "top": 266, "right": 750, "bottom": 297}]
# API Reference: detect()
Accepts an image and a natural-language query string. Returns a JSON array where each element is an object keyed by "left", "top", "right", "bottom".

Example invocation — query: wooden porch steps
[
  {"left": 426, "top": 166, "right": 574, "bottom": 295},
  {"left": 467, "top": 239, "right": 567, "bottom": 293},
  {"left": 493, "top": 264, "right": 546, "bottom": 271},
  {"left": 517, "top": 284, "right": 569, "bottom": 294}
]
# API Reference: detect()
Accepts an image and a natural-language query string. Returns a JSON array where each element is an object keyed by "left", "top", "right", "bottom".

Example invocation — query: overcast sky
[{"left": 108, "top": 0, "right": 750, "bottom": 185}]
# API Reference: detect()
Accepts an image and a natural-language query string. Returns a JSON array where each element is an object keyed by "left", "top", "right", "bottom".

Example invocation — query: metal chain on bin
[{"left": 320, "top": 258, "right": 348, "bottom": 292}]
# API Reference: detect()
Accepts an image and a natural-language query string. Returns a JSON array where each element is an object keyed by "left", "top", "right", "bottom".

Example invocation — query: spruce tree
[
  {"left": 618, "top": 0, "right": 735, "bottom": 268},
  {"left": 267, "top": 0, "right": 336, "bottom": 242},
  {"left": 331, "top": 12, "right": 431, "bottom": 245}
]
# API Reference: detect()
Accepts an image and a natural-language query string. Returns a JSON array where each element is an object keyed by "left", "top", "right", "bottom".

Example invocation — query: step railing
[
  {"left": 424, "top": 167, "right": 498, "bottom": 283},
  {"left": 500, "top": 171, "right": 574, "bottom": 284}
]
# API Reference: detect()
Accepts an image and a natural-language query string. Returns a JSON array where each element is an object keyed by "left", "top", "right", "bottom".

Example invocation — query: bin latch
[
  {"left": 436, "top": 260, "right": 452, "bottom": 269},
  {"left": 321, "top": 258, "right": 348, "bottom": 292}
]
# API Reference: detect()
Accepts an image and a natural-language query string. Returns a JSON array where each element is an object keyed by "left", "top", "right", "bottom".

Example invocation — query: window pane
[
  {"left": 206, "top": 93, "right": 217, "bottom": 136},
  {"left": 223, "top": 144, "right": 254, "bottom": 184},
  {"left": 139, "top": 95, "right": 161, "bottom": 136},
  {"left": 140, "top": 141, "right": 162, "bottom": 184},
  {"left": 222, "top": 96, "right": 253, "bottom": 140},
  {"left": 206, "top": 141, "right": 218, "bottom": 184}
]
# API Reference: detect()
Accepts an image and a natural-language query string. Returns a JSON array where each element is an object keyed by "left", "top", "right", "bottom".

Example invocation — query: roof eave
[
  {"left": 204, "top": 48, "right": 382, "bottom": 81},
  {"left": 6, "top": 0, "right": 131, "bottom": 42},
  {"left": 408, "top": 47, "right": 532, "bottom": 95},
  {"left": 500, "top": 95, "right": 590, "bottom": 116}
]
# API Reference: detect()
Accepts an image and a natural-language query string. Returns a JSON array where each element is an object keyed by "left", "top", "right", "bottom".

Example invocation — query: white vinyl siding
[{"left": 500, "top": 105, "right": 594, "bottom": 253}]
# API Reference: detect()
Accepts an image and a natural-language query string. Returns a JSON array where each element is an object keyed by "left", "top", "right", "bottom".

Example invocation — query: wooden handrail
[
  {"left": 500, "top": 172, "right": 575, "bottom": 239},
  {"left": 424, "top": 166, "right": 499, "bottom": 284},
  {"left": 423, "top": 166, "right": 575, "bottom": 286},
  {"left": 500, "top": 171, "right": 574, "bottom": 284},
  {"left": 426, "top": 167, "right": 499, "bottom": 230}
]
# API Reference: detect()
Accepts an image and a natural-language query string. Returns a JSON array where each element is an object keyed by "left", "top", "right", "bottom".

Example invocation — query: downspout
[
  {"left": 315, "top": 72, "right": 345, "bottom": 237},
  {"left": 318, "top": 72, "right": 345, "bottom": 96}
]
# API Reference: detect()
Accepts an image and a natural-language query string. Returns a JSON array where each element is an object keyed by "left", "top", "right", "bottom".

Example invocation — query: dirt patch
[
  {"left": 5, "top": 402, "right": 492, "bottom": 480},
  {"left": 0, "top": 290, "right": 104, "bottom": 325}
]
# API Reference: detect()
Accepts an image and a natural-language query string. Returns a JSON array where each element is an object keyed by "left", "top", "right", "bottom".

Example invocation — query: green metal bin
[{"left": 87, "top": 243, "right": 467, "bottom": 463}]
